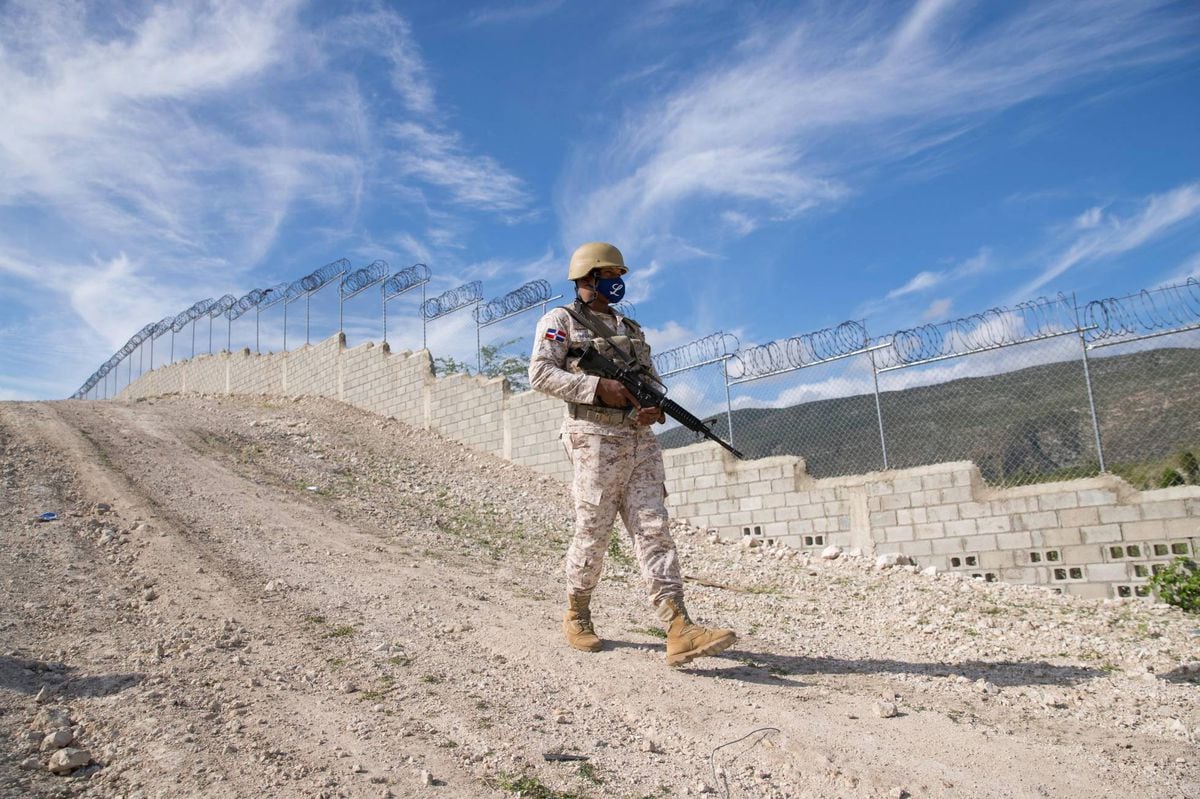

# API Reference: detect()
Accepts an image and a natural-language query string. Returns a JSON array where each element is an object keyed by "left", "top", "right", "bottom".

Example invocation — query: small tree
[
  {"left": 433, "top": 338, "right": 529, "bottom": 392},
  {"left": 1149, "top": 557, "right": 1200, "bottom": 614}
]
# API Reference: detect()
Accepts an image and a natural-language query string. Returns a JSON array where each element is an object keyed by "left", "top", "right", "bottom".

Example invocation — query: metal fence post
[
  {"left": 1071, "top": 293, "right": 1106, "bottom": 473},
  {"left": 869, "top": 347, "right": 889, "bottom": 470},
  {"left": 722, "top": 358, "right": 735, "bottom": 447},
  {"left": 1077, "top": 329, "right": 1106, "bottom": 473}
]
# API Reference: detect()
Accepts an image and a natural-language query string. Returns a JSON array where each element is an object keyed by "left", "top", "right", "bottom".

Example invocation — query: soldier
[{"left": 528, "top": 242, "right": 736, "bottom": 667}]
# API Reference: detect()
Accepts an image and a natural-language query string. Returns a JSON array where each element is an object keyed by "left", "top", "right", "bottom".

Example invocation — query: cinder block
[
  {"left": 975, "top": 515, "right": 1013, "bottom": 534},
  {"left": 1081, "top": 524, "right": 1123, "bottom": 544},
  {"left": 995, "top": 531, "right": 1033, "bottom": 550},
  {"left": 914, "top": 522, "right": 946, "bottom": 540},
  {"left": 928, "top": 505, "right": 960, "bottom": 522},
  {"left": 1085, "top": 563, "right": 1130, "bottom": 582},
  {"left": 870, "top": 510, "right": 898, "bottom": 527},
  {"left": 944, "top": 519, "right": 978, "bottom": 536},
  {"left": 1164, "top": 517, "right": 1199, "bottom": 536},
  {"left": 896, "top": 507, "right": 928, "bottom": 525},
  {"left": 1059, "top": 507, "right": 1101, "bottom": 528},
  {"left": 1014, "top": 511, "right": 1057, "bottom": 531},
  {"left": 885, "top": 525, "right": 916, "bottom": 542},
  {"left": 878, "top": 493, "right": 912, "bottom": 511},
  {"left": 922, "top": 473, "right": 954, "bottom": 490},
  {"left": 1123, "top": 519, "right": 1168, "bottom": 541},
  {"left": 940, "top": 486, "right": 973, "bottom": 504},
  {"left": 1139, "top": 500, "right": 1187, "bottom": 520},
  {"left": 1077, "top": 489, "right": 1119, "bottom": 507},
  {"left": 1038, "top": 492, "right": 1080, "bottom": 511},
  {"left": 957, "top": 501, "right": 990, "bottom": 519},
  {"left": 1031, "top": 527, "right": 1082, "bottom": 547}
]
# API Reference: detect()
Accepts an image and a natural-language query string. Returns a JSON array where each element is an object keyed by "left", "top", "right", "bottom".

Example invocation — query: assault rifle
[{"left": 578, "top": 345, "right": 746, "bottom": 460}]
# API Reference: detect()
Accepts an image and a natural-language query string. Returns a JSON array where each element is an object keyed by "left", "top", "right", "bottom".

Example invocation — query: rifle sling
[{"left": 561, "top": 302, "right": 640, "bottom": 369}]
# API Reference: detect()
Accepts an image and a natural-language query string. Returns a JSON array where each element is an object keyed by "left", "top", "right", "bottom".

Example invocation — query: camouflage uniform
[{"left": 529, "top": 304, "right": 684, "bottom": 606}]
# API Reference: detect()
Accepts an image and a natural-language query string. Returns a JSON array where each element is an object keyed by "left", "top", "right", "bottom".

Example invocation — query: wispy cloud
[
  {"left": 1019, "top": 181, "right": 1200, "bottom": 296},
  {"left": 465, "top": 0, "right": 564, "bottom": 27},
  {"left": 886, "top": 248, "right": 991, "bottom": 300},
  {"left": 561, "top": 1, "right": 1198, "bottom": 279},
  {"left": 388, "top": 123, "right": 530, "bottom": 213}
]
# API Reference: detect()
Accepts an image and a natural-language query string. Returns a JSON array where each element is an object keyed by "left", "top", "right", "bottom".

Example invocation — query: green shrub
[{"left": 1148, "top": 557, "right": 1200, "bottom": 614}]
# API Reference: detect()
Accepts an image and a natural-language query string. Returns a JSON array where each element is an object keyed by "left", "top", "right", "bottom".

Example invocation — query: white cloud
[
  {"left": 1020, "top": 181, "right": 1200, "bottom": 296},
  {"left": 1155, "top": 251, "right": 1200, "bottom": 288},
  {"left": 388, "top": 123, "right": 530, "bottom": 213},
  {"left": 1074, "top": 205, "right": 1105, "bottom": 230},
  {"left": 922, "top": 298, "right": 953, "bottom": 321},
  {"left": 560, "top": 1, "right": 1197, "bottom": 278},
  {"left": 887, "top": 270, "right": 944, "bottom": 299},
  {"left": 465, "top": 0, "right": 565, "bottom": 27},
  {"left": 720, "top": 210, "right": 759, "bottom": 237}
]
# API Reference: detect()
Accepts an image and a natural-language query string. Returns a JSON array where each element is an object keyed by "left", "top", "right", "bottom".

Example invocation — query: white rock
[
  {"left": 876, "top": 553, "right": 913, "bottom": 569},
  {"left": 420, "top": 769, "right": 433, "bottom": 786},
  {"left": 921, "top": 566, "right": 938, "bottom": 577},
  {"left": 39, "top": 729, "right": 73, "bottom": 751},
  {"left": 873, "top": 700, "right": 899, "bottom": 718},
  {"left": 47, "top": 747, "right": 90, "bottom": 775},
  {"left": 820, "top": 545, "right": 842, "bottom": 560}
]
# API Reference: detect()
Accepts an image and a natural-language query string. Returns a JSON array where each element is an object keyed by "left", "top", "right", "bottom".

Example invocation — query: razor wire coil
[
  {"left": 228, "top": 289, "right": 267, "bottom": 321},
  {"left": 654, "top": 332, "right": 740, "bottom": 375},
  {"left": 878, "top": 295, "right": 1079, "bottom": 368},
  {"left": 300, "top": 258, "right": 351, "bottom": 293},
  {"left": 423, "top": 281, "right": 482, "bottom": 320},
  {"left": 473, "top": 279, "right": 552, "bottom": 324},
  {"left": 1083, "top": 277, "right": 1200, "bottom": 342},
  {"left": 208, "top": 294, "right": 238, "bottom": 317},
  {"left": 727, "top": 320, "right": 868, "bottom": 380},
  {"left": 383, "top": 263, "right": 431, "bottom": 299},
  {"left": 342, "top": 260, "right": 390, "bottom": 294},
  {"left": 170, "top": 298, "right": 217, "bottom": 333}
]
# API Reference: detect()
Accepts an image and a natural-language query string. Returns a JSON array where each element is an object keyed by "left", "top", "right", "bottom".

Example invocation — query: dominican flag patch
[{"left": 544, "top": 328, "right": 566, "bottom": 342}]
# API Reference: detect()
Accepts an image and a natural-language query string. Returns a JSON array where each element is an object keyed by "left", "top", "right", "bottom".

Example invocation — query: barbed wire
[
  {"left": 383, "top": 263, "right": 431, "bottom": 299},
  {"left": 423, "top": 281, "right": 482, "bottom": 320},
  {"left": 258, "top": 281, "right": 290, "bottom": 309},
  {"left": 1083, "top": 277, "right": 1200, "bottom": 343},
  {"left": 228, "top": 289, "right": 266, "bottom": 321},
  {"left": 208, "top": 294, "right": 238, "bottom": 318},
  {"left": 300, "top": 258, "right": 351, "bottom": 293},
  {"left": 473, "top": 279, "right": 552, "bottom": 324},
  {"left": 343, "top": 260, "right": 390, "bottom": 295},
  {"left": 654, "top": 332, "right": 740, "bottom": 375},
  {"left": 727, "top": 320, "right": 869, "bottom": 381},
  {"left": 876, "top": 295, "right": 1078, "bottom": 368},
  {"left": 170, "top": 298, "right": 217, "bottom": 333}
]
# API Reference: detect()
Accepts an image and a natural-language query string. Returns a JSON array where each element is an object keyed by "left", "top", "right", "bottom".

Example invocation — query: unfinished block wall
[{"left": 117, "top": 332, "right": 1198, "bottom": 598}]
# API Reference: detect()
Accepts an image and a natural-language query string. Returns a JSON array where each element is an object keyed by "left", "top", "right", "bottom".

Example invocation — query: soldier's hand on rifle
[
  {"left": 596, "top": 378, "right": 639, "bottom": 409},
  {"left": 636, "top": 406, "right": 665, "bottom": 426}
]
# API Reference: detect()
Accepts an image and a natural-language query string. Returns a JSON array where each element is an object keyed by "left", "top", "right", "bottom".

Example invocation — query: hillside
[
  {"left": 0, "top": 395, "right": 1197, "bottom": 799},
  {"left": 660, "top": 346, "right": 1200, "bottom": 484}
]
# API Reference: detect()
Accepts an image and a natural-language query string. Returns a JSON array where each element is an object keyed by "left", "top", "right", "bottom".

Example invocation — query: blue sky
[{"left": 1, "top": 0, "right": 1198, "bottom": 401}]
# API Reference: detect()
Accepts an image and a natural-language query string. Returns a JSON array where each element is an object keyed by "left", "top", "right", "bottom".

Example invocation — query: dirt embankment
[{"left": 0, "top": 395, "right": 1197, "bottom": 799}]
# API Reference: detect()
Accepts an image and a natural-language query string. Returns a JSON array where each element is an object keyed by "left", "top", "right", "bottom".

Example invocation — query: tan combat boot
[
  {"left": 656, "top": 597, "right": 736, "bottom": 667},
  {"left": 563, "top": 591, "right": 602, "bottom": 652}
]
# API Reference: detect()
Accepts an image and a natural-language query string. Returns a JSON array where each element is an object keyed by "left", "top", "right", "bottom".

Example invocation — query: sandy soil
[{"left": 0, "top": 395, "right": 1196, "bottom": 799}]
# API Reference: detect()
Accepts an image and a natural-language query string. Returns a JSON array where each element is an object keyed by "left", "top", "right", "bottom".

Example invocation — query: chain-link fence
[{"left": 657, "top": 278, "right": 1200, "bottom": 489}]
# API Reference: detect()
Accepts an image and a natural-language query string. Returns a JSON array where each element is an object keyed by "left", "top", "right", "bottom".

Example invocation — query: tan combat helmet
[{"left": 568, "top": 242, "right": 628, "bottom": 280}]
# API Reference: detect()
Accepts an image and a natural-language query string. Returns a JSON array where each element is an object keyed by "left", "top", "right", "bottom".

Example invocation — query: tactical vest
[{"left": 562, "top": 304, "right": 655, "bottom": 425}]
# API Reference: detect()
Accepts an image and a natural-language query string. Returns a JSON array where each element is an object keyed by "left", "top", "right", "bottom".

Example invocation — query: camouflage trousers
[{"left": 562, "top": 425, "right": 683, "bottom": 606}]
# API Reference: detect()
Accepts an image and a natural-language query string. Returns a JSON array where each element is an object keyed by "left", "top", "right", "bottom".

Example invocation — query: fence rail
[
  {"left": 657, "top": 277, "right": 1200, "bottom": 489},
  {"left": 72, "top": 268, "right": 1200, "bottom": 491}
]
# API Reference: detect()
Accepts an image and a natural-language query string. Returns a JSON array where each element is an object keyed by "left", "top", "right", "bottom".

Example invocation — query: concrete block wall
[
  {"left": 117, "top": 332, "right": 1198, "bottom": 599},
  {"left": 663, "top": 443, "right": 1199, "bottom": 599}
]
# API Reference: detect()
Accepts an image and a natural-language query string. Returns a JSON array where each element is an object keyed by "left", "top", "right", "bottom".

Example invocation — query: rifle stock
[{"left": 578, "top": 347, "right": 745, "bottom": 460}]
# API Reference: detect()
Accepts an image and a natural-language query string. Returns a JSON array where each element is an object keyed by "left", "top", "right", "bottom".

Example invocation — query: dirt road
[{"left": 1, "top": 396, "right": 1197, "bottom": 799}]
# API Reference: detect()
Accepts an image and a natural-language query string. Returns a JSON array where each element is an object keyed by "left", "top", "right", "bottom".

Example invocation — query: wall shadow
[{"left": 0, "top": 656, "right": 144, "bottom": 699}]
